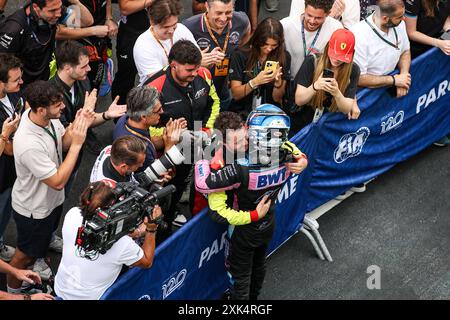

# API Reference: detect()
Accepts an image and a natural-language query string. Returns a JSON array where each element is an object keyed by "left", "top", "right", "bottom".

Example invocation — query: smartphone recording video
[{"left": 323, "top": 68, "right": 334, "bottom": 79}]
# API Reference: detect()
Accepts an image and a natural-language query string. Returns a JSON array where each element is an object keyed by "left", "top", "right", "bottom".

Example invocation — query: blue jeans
[{"left": 0, "top": 188, "right": 13, "bottom": 246}]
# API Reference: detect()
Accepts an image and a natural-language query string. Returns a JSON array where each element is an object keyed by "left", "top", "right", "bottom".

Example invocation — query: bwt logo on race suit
[
  {"left": 334, "top": 127, "right": 370, "bottom": 163},
  {"left": 380, "top": 110, "right": 404, "bottom": 135},
  {"left": 162, "top": 269, "right": 187, "bottom": 299},
  {"left": 250, "top": 167, "right": 289, "bottom": 190}
]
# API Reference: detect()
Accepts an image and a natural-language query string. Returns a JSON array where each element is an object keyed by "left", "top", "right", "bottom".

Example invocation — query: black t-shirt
[
  {"left": 296, "top": 55, "right": 360, "bottom": 105},
  {"left": 118, "top": 9, "right": 149, "bottom": 36},
  {"left": 228, "top": 48, "right": 291, "bottom": 113},
  {"left": 183, "top": 12, "right": 250, "bottom": 100},
  {"left": 0, "top": 93, "right": 20, "bottom": 192},
  {"left": 405, "top": 0, "right": 450, "bottom": 58},
  {"left": 291, "top": 55, "right": 360, "bottom": 130},
  {"left": 0, "top": 7, "right": 56, "bottom": 85},
  {"left": 49, "top": 73, "right": 91, "bottom": 127},
  {"left": 80, "top": 0, "right": 107, "bottom": 25}
]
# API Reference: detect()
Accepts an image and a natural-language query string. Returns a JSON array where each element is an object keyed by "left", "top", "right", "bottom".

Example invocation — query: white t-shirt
[
  {"left": 289, "top": 0, "right": 361, "bottom": 28},
  {"left": 54, "top": 207, "right": 144, "bottom": 300},
  {"left": 350, "top": 14, "right": 410, "bottom": 76},
  {"left": 12, "top": 109, "right": 65, "bottom": 218},
  {"left": 281, "top": 15, "right": 342, "bottom": 78},
  {"left": 0, "top": 95, "right": 14, "bottom": 117},
  {"left": 134, "top": 24, "right": 199, "bottom": 85}
]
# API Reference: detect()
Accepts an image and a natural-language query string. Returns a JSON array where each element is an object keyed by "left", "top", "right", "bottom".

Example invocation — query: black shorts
[{"left": 13, "top": 205, "right": 63, "bottom": 259}]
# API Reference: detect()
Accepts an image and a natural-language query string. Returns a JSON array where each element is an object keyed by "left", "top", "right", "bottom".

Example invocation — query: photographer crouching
[{"left": 54, "top": 181, "right": 162, "bottom": 300}]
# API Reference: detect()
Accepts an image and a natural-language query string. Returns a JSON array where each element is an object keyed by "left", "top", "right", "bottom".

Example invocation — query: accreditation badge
[{"left": 214, "top": 57, "right": 230, "bottom": 77}]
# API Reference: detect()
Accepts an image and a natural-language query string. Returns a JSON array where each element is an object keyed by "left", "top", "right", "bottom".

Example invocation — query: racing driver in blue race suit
[{"left": 195, "top": 104, "right": 308, "bottom": 300}]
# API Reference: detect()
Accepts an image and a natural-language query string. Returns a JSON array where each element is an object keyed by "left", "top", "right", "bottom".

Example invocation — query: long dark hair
[
  {"left": 240, "top": 17, "right": 287, "bottom": 78},
  {"left": 310, "top": 43, "right": 354, "bottom": 112},
  {"left": 421, "top": 0, "right": 439, "bottom": 17},
  {"left": 79, "top": 181, "right": 116, "bottom": 220}
]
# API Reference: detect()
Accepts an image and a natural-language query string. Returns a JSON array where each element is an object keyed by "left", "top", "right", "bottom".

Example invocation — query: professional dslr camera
[{"left": 75, "top": 182, "right": 176, "bottom": 259}]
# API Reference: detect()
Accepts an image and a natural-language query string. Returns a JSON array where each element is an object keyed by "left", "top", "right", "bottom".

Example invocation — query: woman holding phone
[
  {"left": 228, "top": 17, "right": 291, "bottom": 115},
  {"left": 293, "top": 29, "right": 361, "bottom": 135}
]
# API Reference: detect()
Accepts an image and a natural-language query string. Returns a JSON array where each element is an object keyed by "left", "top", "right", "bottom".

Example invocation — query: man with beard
[
  {"left": 351, "top": 0, "right": 411, "bottom": 98},
  {"left": 0, "top": 0, "right": 91, "bottom": 86},
  {"left": 6, "top": 81, "right": 91, "bottom": 295},
  {"left": 281, "top": 0, "right": 342, "bottom": 135},
  {"left": 144, "top": 39, "right": 220, "bottom": 231},
  {"left": 183, "top": 0, "right": 250, "bottom": 110}
]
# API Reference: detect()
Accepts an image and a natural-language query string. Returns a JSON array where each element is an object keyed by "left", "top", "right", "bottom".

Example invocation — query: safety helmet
[{"left": 246, "top": 104, "right": 291, "bottom": 165}]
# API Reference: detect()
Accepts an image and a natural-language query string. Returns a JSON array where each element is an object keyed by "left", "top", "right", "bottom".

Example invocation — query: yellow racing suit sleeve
[
  {"left": 203, "top": 70, "right": 220, "bottom": 129},
  {"left": 207, "top": 192, "right": 259, "bottom": 226}
]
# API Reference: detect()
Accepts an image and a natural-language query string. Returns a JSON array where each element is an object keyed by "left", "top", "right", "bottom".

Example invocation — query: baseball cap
[{"left": 328, "top": 29, "right": 355, "bottom": 64}]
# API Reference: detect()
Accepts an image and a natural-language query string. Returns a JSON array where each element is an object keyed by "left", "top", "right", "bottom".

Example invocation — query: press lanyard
[
  {"left": 43, "top": 122, "right": 61, "bottom": 165},
  {"left": 125, "top": 124, "right": 157, "bottom": 159},
  {"left": 203, "top": 13, "right": 231, "bottom": 53},
  {"left": 301, "top": 15, "right": 322, "bottom": 58},
  {"left": 26, "top": 15, "right": 53, "bottom": 46},
  {"left": 364, "top": 18, "right": 399, "bottom": 50},
  {"left": 150, "top": 26, "right": 173, "bottom": 58}
]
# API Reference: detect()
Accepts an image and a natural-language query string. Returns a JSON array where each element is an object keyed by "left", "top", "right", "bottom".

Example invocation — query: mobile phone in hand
[
  {"left": 323, "top": 68, "right": 334, "bottom": 79},
  {"left": 264, "top": 61, "right": 279, "bottom": 74},
  {"left": 13, "top": 98, "right": 24, "bottom": 118},
  {"left": 440, "top": 30, "right": 450, "bottom": 40}
]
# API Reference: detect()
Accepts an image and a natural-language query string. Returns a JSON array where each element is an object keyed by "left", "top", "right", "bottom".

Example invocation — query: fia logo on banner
[{"left": 334, "top": 127, "right": 370, "bottom": 163}]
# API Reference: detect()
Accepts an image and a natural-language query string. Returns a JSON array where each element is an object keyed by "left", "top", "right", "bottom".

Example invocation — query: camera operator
[
  {"left": 54, "top": 181, "right": 161, "bottom": 300},
  {"left": 194, "top": 106, "right": 308, "bottom": 300},
  {"left": 90, "top": 135, "right": 147, "bottom": 186}
]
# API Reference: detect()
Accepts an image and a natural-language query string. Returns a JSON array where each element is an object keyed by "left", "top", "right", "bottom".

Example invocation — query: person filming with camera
[{"left": 54, "top": 181, "right": 162, "bottom": 300}]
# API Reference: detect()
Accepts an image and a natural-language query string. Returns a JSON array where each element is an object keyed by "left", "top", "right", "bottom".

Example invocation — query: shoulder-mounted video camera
[{"left": 75, "top": 182, "right": 176, "bottom": 259}]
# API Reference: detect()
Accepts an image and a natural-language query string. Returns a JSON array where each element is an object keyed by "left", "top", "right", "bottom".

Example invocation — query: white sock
[{"left": 7, "top": 285, "right": 22, "bottom": 294}]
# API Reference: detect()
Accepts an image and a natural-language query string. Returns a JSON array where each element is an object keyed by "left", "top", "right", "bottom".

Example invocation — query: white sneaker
[
  {"left": 0, "top": 244, "right": 15, "bottom": 262},
  {"left": 335, "top": 191, "right": 350, "bottom": 200},
  {"left": 172, "top": 213, "right": 187, "bottom": 230},
  {"left": 350, "top": 183, "right": 367, "bottom": 193},
  {"left": 49, "top": 235, "right": 63, "bottom": 253},
  {"left": 32, "top": 258, "right": 53, "bottom": 281}
]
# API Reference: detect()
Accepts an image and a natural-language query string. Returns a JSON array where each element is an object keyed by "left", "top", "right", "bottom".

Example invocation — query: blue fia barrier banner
[
  {"left": 102, "top": 48, "right": 449, "bottom": 300},
  {"left": 289, "top": 48, "right": 450, "bottom": 214},
  {"left": 101, "top": 210, "right": 229, "bottom": 300}
]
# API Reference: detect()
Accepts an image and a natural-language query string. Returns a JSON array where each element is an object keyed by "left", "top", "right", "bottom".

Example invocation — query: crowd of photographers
[{"left": 0, "top": 0, "right": 448, "bottom": 300}]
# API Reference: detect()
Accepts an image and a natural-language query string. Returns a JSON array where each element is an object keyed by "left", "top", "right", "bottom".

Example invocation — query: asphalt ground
[{"left": 1, "top": 1, "right": 449, "bottom": 300}]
